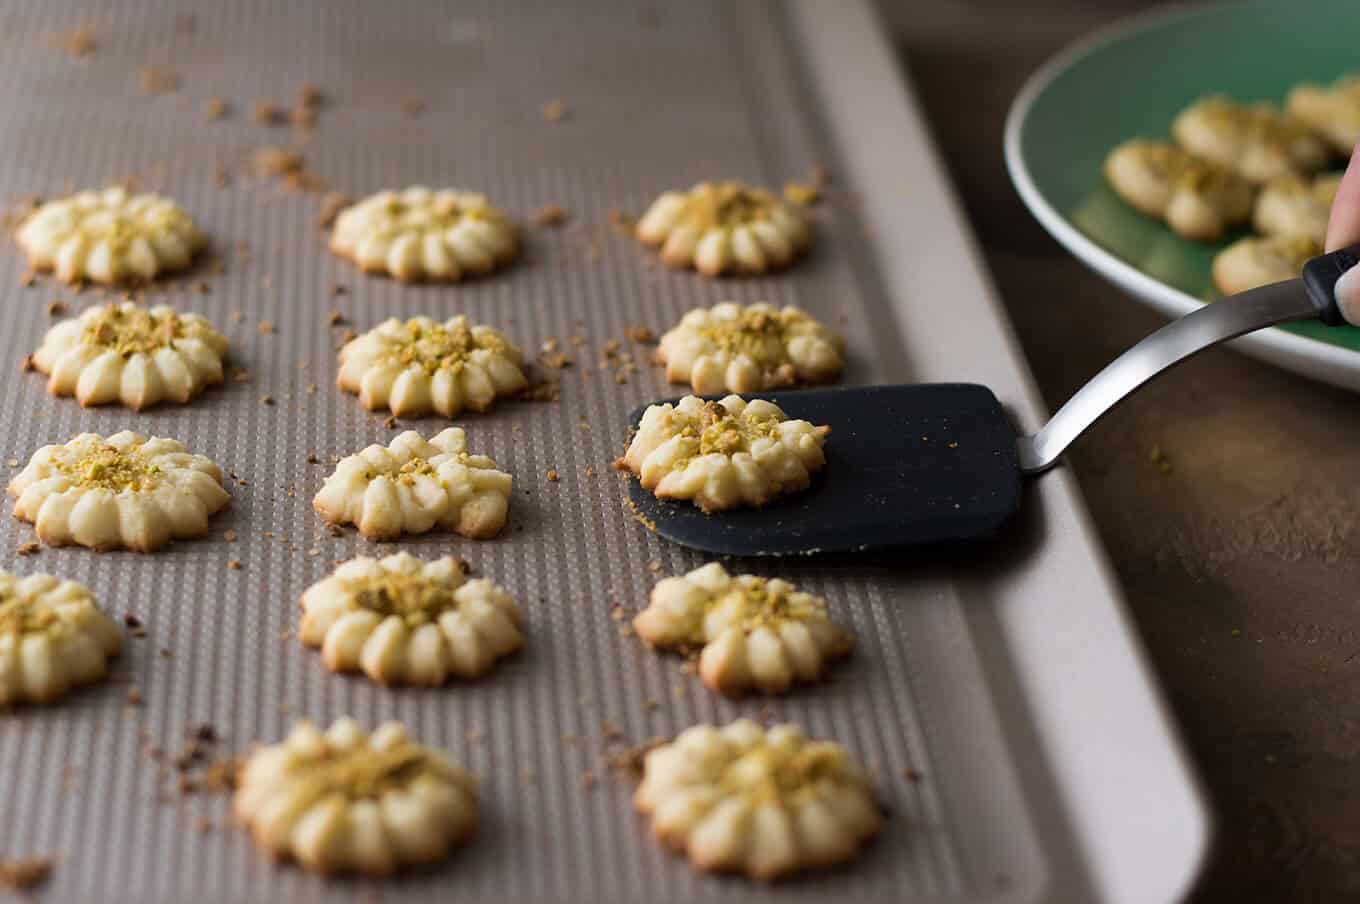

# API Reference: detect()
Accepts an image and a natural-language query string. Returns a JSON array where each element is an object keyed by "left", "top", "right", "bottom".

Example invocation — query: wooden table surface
[{"left": 883, "top": 1, "right": 1360, "bottom": 900}]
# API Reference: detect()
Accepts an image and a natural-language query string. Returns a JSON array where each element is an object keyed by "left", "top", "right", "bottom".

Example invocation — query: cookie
[
  {"left": 1171, "top": 95, "right": 1331, "bottom": 183},
  {"left": 657, "top": 302, "right": 843, "bottom": 395},
  {"left": 30, "top": 302, "right": 228, "bottom": 410},
  {"left": 1211, "top": 234, "right": 1320, "bottom": 296},
  {"left": 1253, "top": 172, "right": 1342, "bottom": 242},
  {"left": 234, "top": 718, "right": 478, "bottom": 875},
  {"left": 338, "top": 316, "right": 527, "bottom": 419},
  {"left": 313, "top": 429, "right": 512, "bottom": 541},
  {"left": 1288, "top": 75, "right": 1360, "bottom": 155},
  {"left": 634, "top": 563, "right": 852, "bottom": 696},
  {"left": 299, "top": 553, "right": 522, "bottom": 686},
  {"left": 635, "top": 181, "right": 812, "bottom": 276},
  {"left": 0, "top": 570, "right": 121, "bottom": 706},
  {"left": 1103, "top": 140, "right": 1253, "bottom": 241},
  {"left": 634, "top": 719, "right": 882, "bottom": 880},
  {"left": 616, "top": 394, "right": 829, "bottom": 513},
  {"left": 7, "top": 432, "right": 230, "bottom": 552},
  {"left": 15, "top": 187, "right": 204, "bottom": 285},
  {"left": 329, "top": 187, "right": 518, "bottom": 282}
]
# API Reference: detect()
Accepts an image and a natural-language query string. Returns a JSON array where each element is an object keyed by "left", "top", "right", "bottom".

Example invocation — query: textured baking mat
[{"left": 0, "top": 1, "right": 1046, "bottom": 901}]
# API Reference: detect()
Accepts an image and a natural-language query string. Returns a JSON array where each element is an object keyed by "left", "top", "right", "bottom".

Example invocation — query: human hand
[{"left": 1325, "top": 146, "right": 1360, "bottom": 324}]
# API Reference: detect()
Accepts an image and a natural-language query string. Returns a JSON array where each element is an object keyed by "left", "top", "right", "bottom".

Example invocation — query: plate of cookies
[{"left": 1006, "top": 0, "right": 1360, "bottom": 390}]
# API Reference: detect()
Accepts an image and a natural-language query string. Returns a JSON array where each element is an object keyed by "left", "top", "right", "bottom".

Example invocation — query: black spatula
[{"left": 623, "top": 246, "right": 1358, "bottom": 556}]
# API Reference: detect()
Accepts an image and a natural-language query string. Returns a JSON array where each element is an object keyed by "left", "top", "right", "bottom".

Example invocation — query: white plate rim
[{"left": 1003, "top": 0, "right": 1360, "bottom": 392}]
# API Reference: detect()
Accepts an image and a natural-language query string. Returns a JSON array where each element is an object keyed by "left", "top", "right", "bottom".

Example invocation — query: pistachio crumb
[{"left": 204, "top": 98, "right": 230, "bottom": 121}]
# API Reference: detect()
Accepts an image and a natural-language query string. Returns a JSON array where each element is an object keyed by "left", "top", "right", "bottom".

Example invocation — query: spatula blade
[{"left": 623, "top": 384, "right": 1023, "bottom": 556}]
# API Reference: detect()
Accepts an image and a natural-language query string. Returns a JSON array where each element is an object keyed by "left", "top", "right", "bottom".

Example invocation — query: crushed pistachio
[
  {"left": 59, "top": 445, "right": 161, "bottom": 491},
  {"left": 377, "top": 319, "right": 507, "bottom": 374},
  {"left": 341, "top": 568, "right": 469, "bottom": 627},
  {"left": 80, "top": 305, "right": 203, "bottom": 356}
]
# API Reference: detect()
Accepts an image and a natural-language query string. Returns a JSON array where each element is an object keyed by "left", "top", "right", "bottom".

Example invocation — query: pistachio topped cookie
[
  {"left": 338, "top": 316, "right": 527, "bottom": 418},
  {"left": 1253, "top": 172, "right": 1341, "bottom": 242},
  {"left": 7, "top": 432, "right": 230, "bottom": 552},
  {"left": 0, "top": 570, "right": 121, "bottom": 706},
  {"left": 30, "top": 302, "right": 228, "bottom": 410},
  {"left": 1172, "top": 96, "right": 1331, "bottom": 183},
  {"left": 635, "top": 181, "right": 812, "bottom": 276},
  {"left": 234, "top": 718, "right": 478, "bottom": 875},
  {"left": 1288, "top": 75, "right": 1360, "bottom": 155},
  {"left": 635, "top": 563, "right": 852, "bottom": 696},
  {"left": 657, "top": 302, "right": 843, "bottom": 394},
  {"left": 313, "top": 429, "right": 512, "bottom": 540},
  {"left": 635, "top": 719, "right": 882, "bottom": 880},
  {"left": 300, "top": 553, "right": 523, "bottom": 686},
  {"left": 1103, "top": 140, "right": 1253, "bottom": 241},
  {"left": 617, "top": 394, "right": 828, "bottom": 512},
  {"left": 15, "top": 187, "right": 205, "bottom": 284},
  {"left": 329, "top": 187, "right": 518, "bottom": 282},
  {"left": 1212, "top": 234, "right": 1321, "bottom": 296}
]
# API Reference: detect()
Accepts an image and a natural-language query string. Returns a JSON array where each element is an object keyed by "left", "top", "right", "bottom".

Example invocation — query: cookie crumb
[
  {"left": 327, "top": 310, "right": 347, "bottom": 326},
  {"left": 532, "top": 204, "right": 568, "bottom": 228},
  {"left": 204, "top": 98, "right": 230, "bottom": 121},
  {"left": 60, "top": 26, "right": 96, "bottom": 58},
  {"left": 227, "top": 559, "right": 242, "bottom": 571},
  {"left": 317, "top": 193, "right": 350, "bottom": 229},
  {"left": 260, "top": 395, "right": 275, "bottom": 406},
  {"left": 783, "top": 182, "right": 821, "bottom": 206},
  {"left": 257, "top": 321, "right": 275, "bottom": 335},
  {"left": 0, "top": 857, "right": 53, "bottom": 892},
  {"left": 625, "top": 325, "right": 655, "bottom": 344},
  {"left": 252, "top": 101, "right": 287, "bottom": 126},
  {"left": 546, "top": 469, "right": 559, "bottom": 483},
  {"left": 126, "top": 687, "right": 144, "bottom": 706},
  {"left": 16, "top": 541, "right": 39, "bottom": 556},
  {"left": 139, "top": 66, "right": 180, "bottom": 95},
  {"left": 542, "top": 99, "right": 567, "bottom": 122},
  {"left": 401, "top": 98, "right": 425, "bottom": 117}
]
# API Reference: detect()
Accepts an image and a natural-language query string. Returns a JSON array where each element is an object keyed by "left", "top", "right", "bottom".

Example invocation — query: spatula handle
[
  {"left": 1303, "top": 244, "right": 1360, "bottom": 325},
  {"left": 1017, "top": 244, "right": 1360, "bottom": 475}
]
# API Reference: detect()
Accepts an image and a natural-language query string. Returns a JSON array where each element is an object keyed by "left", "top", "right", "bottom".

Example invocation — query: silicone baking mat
[{"left": 0, "top": 1, "right": 1053, "bottom": 900}]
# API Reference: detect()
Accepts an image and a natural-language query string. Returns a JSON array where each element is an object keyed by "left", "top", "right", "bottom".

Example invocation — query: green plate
[{"left": 1005, "top": 0, "right": 1360, "bottom": 390}]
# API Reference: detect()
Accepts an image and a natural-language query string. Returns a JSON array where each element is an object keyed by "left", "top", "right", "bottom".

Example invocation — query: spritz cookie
[
  {"left": 1171, "top": 96, "right": 1331, "bottom": 183},
  {"left": 1253, "top": 173, "right": 1342, "bottom": 242},
  {"left": 234, "top": 718, "right": 478, "bottom": 876},
  {"left": 299, "top": 553, "right": 522, "bottom": 686},
  {"left": 329, "top": 187, "right": 518, "bottom": 282},
  {"left": 657, "top": 302, "right": 844, "bottom": 395},
  {"left": 0, "top": 570, "right": 121, "bottom": 706},
  {"left": 635, "top": 719, "right": 882, "bottom": 880},
  {"left": 338, "top": 316, "right": 527, "bottom": 419},
  {"left": 635, "top": 563, "right": 852, "bottom": 697},
  {"left": 1211, "top": 234, "right": 1320, "bottom": 296},
  {"left": 635, "top": 181, "right": 812, "bottom": 277},
  {"left": 314, "top": 429, "right": 511, "bottom": 541},
  {"left": 619, "top": 395, "right": 828, "bottom": 513},
  {"left": 7, "top": 432, "right": 230, "bottom": 552},
  {"left": 15, "top": 186, "right": 205, "bottom": 285},
  {"left": 30, "top": 302, "right": 228, "bottom": 410},
  {"left": 1103, "top": 140, "right": 1253, "bottom": 241},
  {"left": 1288, "top": 75, "right": 1360, "bottom": 155}
]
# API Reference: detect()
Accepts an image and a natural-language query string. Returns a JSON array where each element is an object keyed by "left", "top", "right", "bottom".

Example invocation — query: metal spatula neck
[{"left": 1017, "top": 279, "right": 1317, "bottom": 475}]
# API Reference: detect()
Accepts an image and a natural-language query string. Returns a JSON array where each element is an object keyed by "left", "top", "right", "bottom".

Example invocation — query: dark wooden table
[{"left": 883, "top": 1, "right": 1360, "bottom": 900}]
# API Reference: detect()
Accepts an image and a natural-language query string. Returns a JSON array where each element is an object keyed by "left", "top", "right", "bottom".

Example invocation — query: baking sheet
[{"left": 0, "top": 1, "right": 1203, "bottom": 902}]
